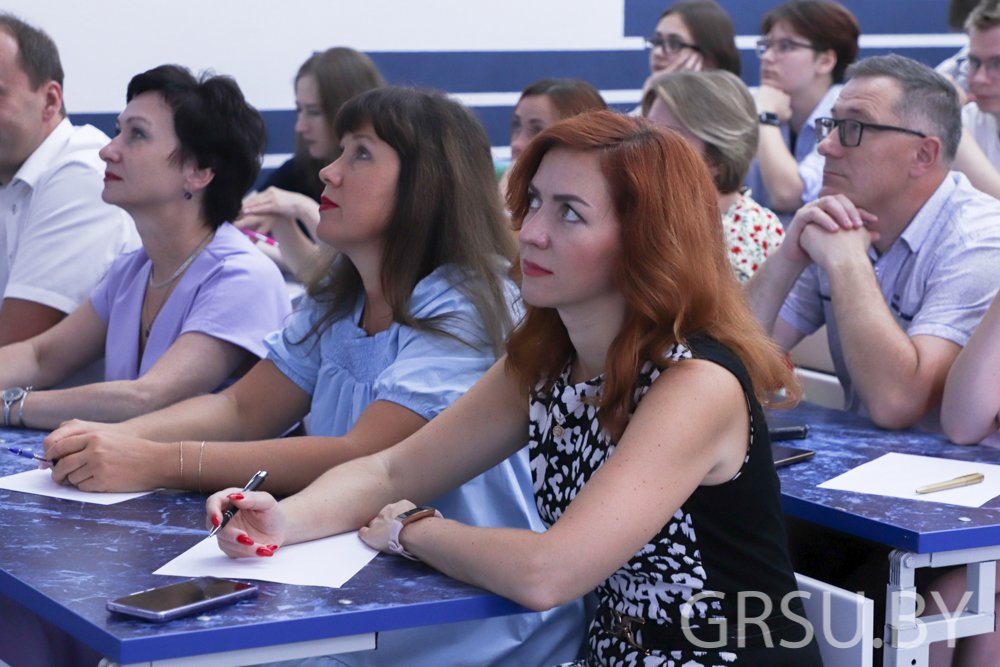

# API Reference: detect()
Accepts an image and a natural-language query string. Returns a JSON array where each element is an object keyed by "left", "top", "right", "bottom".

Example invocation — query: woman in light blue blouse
[{"left": 43, "top": 86, "right": 586, "bottom": 666}]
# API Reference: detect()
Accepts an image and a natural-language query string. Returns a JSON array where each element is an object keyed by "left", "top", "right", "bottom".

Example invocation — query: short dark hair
[
  {"left": 661, "top": 0, "right": 741, "bottom": 76},
  {"left": 0, "top": 13, "right": 63, "bottom": 90},
  {"left": 301, "top": 87, "right": 516, "bottom": 355},
  {"left": 293, "top": 47, "right": 385, "bottom": 198},
  {"left": 519, "top": 78, "right": 607, "bottom": 119},
  {"left": 126, "top": 65, "right": 266, "bottom": 229},
  {"left": 846, "top": 55, "right": 962, "bottom": 162},
  {"left": 953, "top": 0, "right": 984, "bottom": 32},
  {"left": 967, "top": 0, "right": 1000, "bottom": 32},
  {"left": 761, "top": 1, "right": 860, "bottom": 84}
]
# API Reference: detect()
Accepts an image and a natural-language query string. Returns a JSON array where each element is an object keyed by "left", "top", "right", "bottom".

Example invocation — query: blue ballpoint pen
[
  {"left": 208, "top": 470, "right": 268, "bottom": 537},
  {"left": 6, "top": 447, "right": 53, "bottom": 464}
]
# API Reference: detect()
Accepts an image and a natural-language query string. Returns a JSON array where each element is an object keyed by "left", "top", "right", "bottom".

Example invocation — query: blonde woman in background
[{"left": 643, "top": 70, "right": 784, "bottom": 282}]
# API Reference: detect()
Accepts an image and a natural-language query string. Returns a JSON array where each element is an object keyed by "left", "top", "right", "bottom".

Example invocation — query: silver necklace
[{"left": 148, "top": 230, "right": 214, "bottom": 289}]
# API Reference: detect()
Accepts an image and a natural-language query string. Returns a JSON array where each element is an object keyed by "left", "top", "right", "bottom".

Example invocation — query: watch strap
[
  {"left": 759, "top": 111, "right": 781, "bottom": 127},
  {"left": 2, "top": 387, "right": 24, "bottom": 427},
  {"left": 387, "top": 507, "right": 442, "bottom": 560}
]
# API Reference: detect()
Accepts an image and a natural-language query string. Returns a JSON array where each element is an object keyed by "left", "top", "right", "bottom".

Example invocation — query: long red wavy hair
[{"left": 505, "top": 111, "right": 799, "bottom": 440}]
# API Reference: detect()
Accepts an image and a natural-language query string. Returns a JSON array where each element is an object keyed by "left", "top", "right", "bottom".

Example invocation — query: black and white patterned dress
[{"left": 530, "top": 338, "right": 822, "bottom": 667}]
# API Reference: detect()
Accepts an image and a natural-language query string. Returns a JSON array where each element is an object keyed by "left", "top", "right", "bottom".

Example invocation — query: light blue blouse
[{"left": 264, "top": 264, "right": 585, "bottom": 667}]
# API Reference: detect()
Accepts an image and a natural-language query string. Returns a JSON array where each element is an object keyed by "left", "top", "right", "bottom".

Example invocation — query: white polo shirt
[
  {"left": 0, "top": 118, "right": 138, "bottom": 314},
  {"left": 962, "top": 102, "right": 1000, "bottom": 171}
]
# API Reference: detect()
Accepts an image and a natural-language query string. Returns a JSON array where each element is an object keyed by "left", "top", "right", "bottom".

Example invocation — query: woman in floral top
[{"left": 643, "top": 70, "right": 784, "bottom": 282}]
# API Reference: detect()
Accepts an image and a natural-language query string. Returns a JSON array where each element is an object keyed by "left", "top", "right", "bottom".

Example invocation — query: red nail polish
[
  {"left": 237, "top": 534, "right": 254, "bottom": 546},
  {"left": 267, "top": 544, "right": 278, "bottom": 551},
  {"left": 212, "top": 515, "right": 220, "bottom": 528},
  {"left": 228, "top": 493, "right": 244, "bottom": 500},
  {"left": 256, "top": 547, "right": 273, "bottom": 557}
]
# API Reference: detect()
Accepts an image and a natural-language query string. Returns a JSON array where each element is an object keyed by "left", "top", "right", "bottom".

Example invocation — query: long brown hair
[
  {"left": 293, "top": 47, "right": 385, "bottom": 198},
  {"left": 301, "top": 87, "right": 516, "bottom": 354},
  {"left": 505, "top": 111, "right": 798, "bottom": 439}
]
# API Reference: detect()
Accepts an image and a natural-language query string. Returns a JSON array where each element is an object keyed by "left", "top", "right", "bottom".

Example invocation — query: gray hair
[
  {"left": 845, "top": 54, "right": 961, "bottom": 163},
  {"left": 641, "top": 70, "right": 758, "bottom": 194}
]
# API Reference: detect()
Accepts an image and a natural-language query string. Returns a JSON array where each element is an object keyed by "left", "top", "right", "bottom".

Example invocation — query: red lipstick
[{"left": 319, "top": 196, "right": 339, "bottom": 211}]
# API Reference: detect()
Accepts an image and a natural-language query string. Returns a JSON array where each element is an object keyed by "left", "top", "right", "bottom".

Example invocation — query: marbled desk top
[
  {"left": 0, "top": 428, "right": 523, "bottom": 664},
  {"left": 771, "top": 402, "right": 1000, "bottom": 554}
]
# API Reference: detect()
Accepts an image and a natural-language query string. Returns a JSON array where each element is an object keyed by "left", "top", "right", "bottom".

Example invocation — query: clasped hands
[{"left": 784, "top": 194, "right": 881, "bottom": 272}]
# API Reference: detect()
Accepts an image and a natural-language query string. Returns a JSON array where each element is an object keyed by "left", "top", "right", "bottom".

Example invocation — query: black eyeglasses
[
  {"left": 645, "top": 34, "right": 702, "bottom": 55},
  {"left": 815, "top": 117, "right": 927, "bottom": 147},
  {"left": 755, "top": 38, "right": 822, "bottom": 58}
]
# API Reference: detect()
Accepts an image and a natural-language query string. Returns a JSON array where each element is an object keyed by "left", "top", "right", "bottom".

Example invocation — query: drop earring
[{"left": 183, "top": 191, "right": 193, "bottom": 200}]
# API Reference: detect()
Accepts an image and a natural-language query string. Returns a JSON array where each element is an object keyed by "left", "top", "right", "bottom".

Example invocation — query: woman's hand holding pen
[
  {"left": 206, "top": 489, "right": 286, "bottom": 558},
  {"left": 41, "top": 429, "right": 169, "bottom": 492}
]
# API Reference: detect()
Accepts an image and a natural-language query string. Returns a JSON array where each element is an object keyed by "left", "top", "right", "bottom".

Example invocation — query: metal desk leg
[
  {"left": 883, "top": 547, "right": 999, "bottom": 667},
  {"left": 97, "top": 632, "right": 376, "bottom": 667}
]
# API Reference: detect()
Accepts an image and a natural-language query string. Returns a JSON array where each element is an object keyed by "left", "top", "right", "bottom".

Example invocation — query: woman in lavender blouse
[{"left": 0, "top": 65, "right": 291, "bottom": 431}]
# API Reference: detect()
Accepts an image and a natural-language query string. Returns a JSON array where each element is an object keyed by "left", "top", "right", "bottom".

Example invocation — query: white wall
[{"left": 8, "top": 0, "right": 640, "bottom": 113}]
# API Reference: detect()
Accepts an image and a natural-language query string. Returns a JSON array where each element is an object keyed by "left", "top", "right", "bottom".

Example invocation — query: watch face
[
  {"left": 1, "top": 387, "right": 24, "bottom": 403},
  {"left": 397, "top": 507, "right": 437, "bottom": 524}
]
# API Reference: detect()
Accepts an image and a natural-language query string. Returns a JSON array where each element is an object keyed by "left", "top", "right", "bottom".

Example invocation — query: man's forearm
[
  {"left": 826, "top": 257, "right": 930, "bottom": 428},
  {"left": 0, "top": 298, "right": 64, "bottom": 347},
  {"left": 745, "top": 246, "right": 810, "bottom": 337}
]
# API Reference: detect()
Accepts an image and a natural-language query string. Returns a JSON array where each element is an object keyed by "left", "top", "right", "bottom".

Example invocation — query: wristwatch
[
  {"left": 2, "top": 387, "right": 26, "bottom": 427},
  {"left": 388, "top": 506, "right": 442, "bottom": 561},
  {"left": 759, "top": 111, "right": 781, "bottom": 127}
]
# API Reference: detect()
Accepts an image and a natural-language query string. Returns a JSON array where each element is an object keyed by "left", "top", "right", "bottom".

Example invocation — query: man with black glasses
[{"left": 747, "top": 54, "right": 1000, "bottom": 431}]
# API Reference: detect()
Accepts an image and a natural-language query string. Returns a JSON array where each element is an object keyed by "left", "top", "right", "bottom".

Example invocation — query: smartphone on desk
[{"left": 107, "top": 576, "right": 257, "bottom": 622}]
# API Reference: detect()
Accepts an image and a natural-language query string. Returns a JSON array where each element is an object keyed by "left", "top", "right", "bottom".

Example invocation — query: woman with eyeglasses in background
[
  {"left": 746, "top": 0, "right": 859, "bottom": 219},
  {"left": 639, "top": 0, "right": 740, "bottom": 103}
]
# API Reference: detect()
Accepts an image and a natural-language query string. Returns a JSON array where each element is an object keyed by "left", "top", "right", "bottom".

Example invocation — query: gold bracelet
[
  {"left": 198, "top": 441, "right": 206, "bottom": 493},
  {"left": 179, "top": 441, "right": 184, "bottom": 485}
]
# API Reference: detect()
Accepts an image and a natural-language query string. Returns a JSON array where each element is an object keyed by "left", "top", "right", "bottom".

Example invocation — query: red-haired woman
[{"left": 205, "top": 112, "right": 822, "bottom": 666}]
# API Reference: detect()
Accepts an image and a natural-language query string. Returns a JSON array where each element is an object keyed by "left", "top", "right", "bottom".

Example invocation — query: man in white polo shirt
[{"left": 0, "top": 13, "right": 137, "bottom": 347}]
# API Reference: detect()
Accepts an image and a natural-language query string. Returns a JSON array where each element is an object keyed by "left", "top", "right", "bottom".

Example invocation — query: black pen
[{"left": 208, "top": 470, "right": 267, "bottom": 537}]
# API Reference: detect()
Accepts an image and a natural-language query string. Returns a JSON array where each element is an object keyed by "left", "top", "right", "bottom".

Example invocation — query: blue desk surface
[
  {"left": 773, "top": 402, "right": 1000, "bottom": 555},
  {"left": 0, "top": 428, "right": 524, "bottom": 664}
]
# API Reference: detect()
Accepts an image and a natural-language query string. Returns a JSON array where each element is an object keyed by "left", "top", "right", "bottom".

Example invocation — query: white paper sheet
[
  {"left": 0, "top": 468, "right": 155, "bottom": 505},
  {"left": 818, "top": 452, "right": 1000, "bottom": 508},
  {"left": 155, "top": 533, "right": 379, "bottom": 589}
]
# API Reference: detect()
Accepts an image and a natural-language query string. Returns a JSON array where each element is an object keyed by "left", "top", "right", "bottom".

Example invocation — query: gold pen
[{"left": 916, "top": 473, "right": 985, "bottom": 494}]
